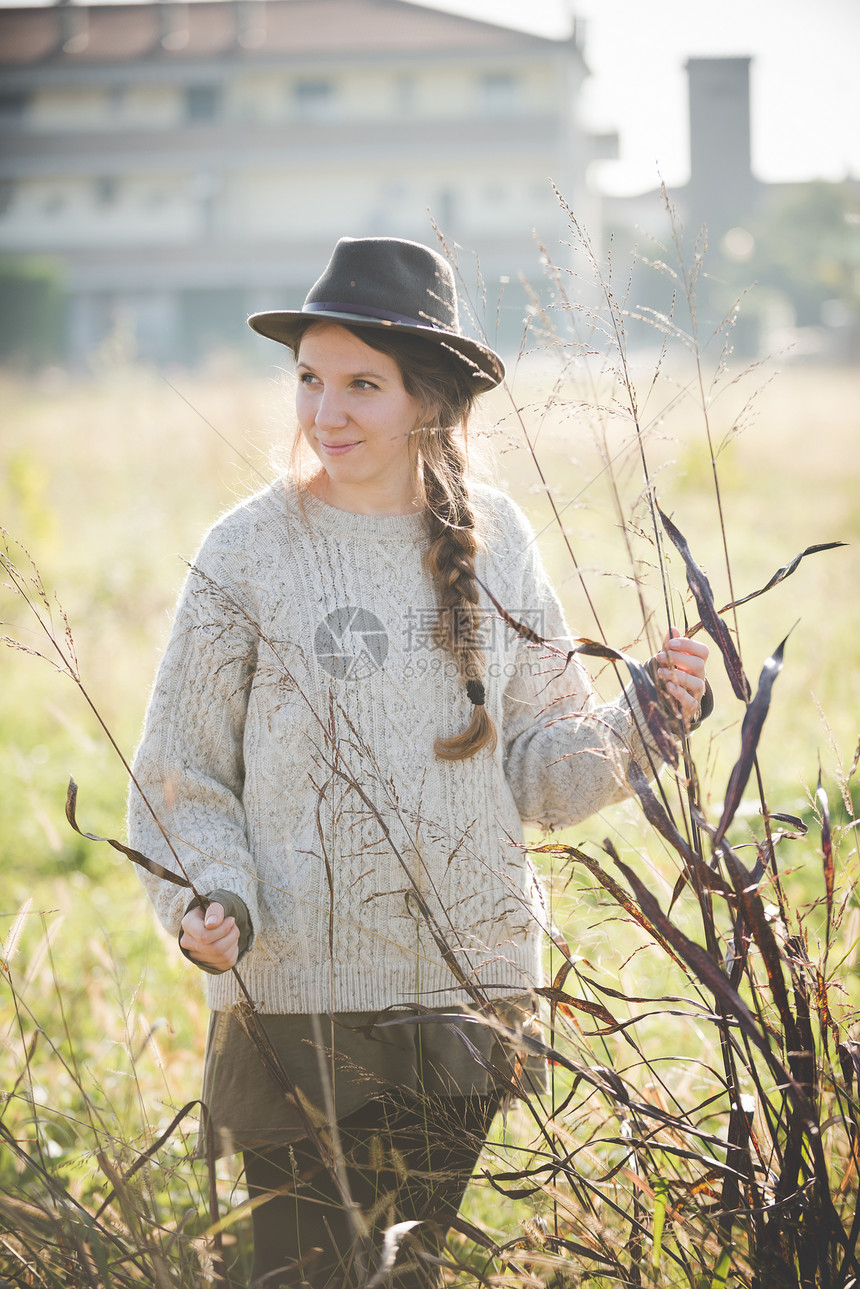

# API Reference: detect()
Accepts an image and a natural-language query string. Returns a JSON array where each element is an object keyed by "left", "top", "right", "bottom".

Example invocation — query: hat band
[{"left": 304, "top": 301, "right": 452, "bottom": 332}]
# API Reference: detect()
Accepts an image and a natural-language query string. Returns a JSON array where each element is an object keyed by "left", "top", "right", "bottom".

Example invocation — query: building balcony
[{"left": 0, "top": 113, "right": 566, "bottom": 178}]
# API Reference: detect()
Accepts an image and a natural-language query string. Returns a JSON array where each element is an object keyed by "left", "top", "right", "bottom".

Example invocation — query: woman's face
[{"left": 295, "top": 323, "right": 427, "bottom": 514}]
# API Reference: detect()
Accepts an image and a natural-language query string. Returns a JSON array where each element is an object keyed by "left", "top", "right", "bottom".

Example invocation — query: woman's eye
[
  {"left": 299, "top": 372, "right": 319, "bottom": 385},
  {"left": 353, "top": 379, "right": 378, "bottom": 391}
]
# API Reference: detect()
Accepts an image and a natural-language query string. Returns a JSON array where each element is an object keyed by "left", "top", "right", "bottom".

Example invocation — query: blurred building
[
  {"left": 0, "top": 0, "right": 614, "bottom": 365},
  {"left": 603, "top": 57, "right": 860, "bottom": 360},
  {"left": 685, "top": 57, "right": 756, "bottom": 251}
]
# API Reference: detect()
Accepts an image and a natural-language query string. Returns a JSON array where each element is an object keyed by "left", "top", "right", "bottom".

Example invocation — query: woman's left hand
[
  {"left": 653, "top": 627, "right": 710, "bottom": 728},
  {"left": 180, "top": 901, "right": 240, "bottom": 972}
]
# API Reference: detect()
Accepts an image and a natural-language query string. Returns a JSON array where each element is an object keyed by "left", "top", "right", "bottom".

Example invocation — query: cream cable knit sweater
[{"left": 129, "top": 480, "right": 653, "bottom": 1015}]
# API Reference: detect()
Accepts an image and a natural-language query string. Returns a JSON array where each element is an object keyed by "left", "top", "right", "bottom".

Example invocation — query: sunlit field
[{"left": 2, "top": 284, "right": 859, "bottom": 1287}]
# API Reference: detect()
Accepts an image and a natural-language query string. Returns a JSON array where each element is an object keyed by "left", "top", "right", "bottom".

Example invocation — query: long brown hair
[{"left": 291, "top": 320, "right": 497, "bottom": 761}]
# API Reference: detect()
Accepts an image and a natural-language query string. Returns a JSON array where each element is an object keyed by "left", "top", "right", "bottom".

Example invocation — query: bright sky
[{"left": 416, "top": 0, "right": 860, "bottom": 195}]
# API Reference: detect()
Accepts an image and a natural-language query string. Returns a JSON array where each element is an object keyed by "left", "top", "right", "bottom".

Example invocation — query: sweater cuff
[
  {"left": 692, "top": 679, "right": 715, "bottom": 731},
  {"left": 179, "top": 890, "right": 253, "bottom": 976}
]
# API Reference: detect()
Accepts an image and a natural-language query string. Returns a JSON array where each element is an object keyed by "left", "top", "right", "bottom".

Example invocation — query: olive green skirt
[{"left": 199, "top": 999, "right": 546, "bottom": 1157}]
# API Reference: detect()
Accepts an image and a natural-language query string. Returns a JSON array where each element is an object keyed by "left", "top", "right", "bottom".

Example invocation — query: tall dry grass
[{"left": 2, "top": 200, "right": 860, "bottom": 1287}]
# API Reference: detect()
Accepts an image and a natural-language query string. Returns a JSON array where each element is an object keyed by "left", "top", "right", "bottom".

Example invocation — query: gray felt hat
[{"left": 248, "top": 236, "right": 504, "bottom": 392}]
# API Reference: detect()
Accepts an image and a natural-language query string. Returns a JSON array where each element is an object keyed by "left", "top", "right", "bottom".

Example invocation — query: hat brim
[{"left": 247, "top": 309, "right": 504, "bottom": 393}]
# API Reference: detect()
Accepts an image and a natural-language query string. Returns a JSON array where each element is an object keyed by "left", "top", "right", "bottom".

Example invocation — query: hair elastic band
[{"left": 466, "top": 679, "right": 485, "bottom": 707}]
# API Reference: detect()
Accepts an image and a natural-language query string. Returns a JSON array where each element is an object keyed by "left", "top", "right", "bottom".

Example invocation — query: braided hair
[{"left": 290, "top": 321, "right": 497, "bottom": 761}]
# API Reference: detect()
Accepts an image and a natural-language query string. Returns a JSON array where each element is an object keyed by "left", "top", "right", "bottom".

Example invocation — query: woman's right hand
[{"left": 180, "top": 902, "right": 240, "bottom": 972}]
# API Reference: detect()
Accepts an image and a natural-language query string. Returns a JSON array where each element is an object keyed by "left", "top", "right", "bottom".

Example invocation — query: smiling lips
[{"left": 319, "top": 439, "right": 361, "bottom": 456}]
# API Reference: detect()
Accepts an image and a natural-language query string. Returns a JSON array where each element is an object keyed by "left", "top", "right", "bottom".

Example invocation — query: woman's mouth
[{"left": 319, "top": 440, "right": 361, "bottom": 457}]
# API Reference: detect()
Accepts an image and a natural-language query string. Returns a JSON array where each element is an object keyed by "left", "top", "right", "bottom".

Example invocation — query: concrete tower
[{"left": 686, "top": 56, "right": 756, "bottom": 249}]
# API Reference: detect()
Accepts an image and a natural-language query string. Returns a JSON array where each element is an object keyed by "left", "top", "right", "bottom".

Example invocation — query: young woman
[{"left": 130, "top": 236, "right": 709, "bottom": 1287}]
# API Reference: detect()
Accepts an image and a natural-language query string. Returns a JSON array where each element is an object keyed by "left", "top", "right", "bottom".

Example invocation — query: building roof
[{"left": 0, "top": 0, "right": 578, "bottom": 67}]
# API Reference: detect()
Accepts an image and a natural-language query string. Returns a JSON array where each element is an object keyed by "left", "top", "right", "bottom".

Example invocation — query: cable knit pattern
[{"left": 129, "top": 480, "right": 653, "bottom": 1014}]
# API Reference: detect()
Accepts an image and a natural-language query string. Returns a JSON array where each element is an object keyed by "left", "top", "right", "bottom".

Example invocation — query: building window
[
  {"left": 478, "top": 72, "right": 519, "bottom": 116},
  {"left": 189, "top": 171, "right": 221, "bottom": 237},
  {"left": 94, "top": 176, "right": 118, "bottom": 207},
  {"left": 394, "top": 76, "right": 414, "bottom": 114},
  {"left": 293, "top": 79, "right": 336, "bottom": 122},
  {"left": 185, "top": 85, "right": 221, "bottom": 122},
  {"left": 43, "top": 193, "right": 66, "bottom": 217},
  {"left": 436, "top": 187, "right": 456, "bottom": 232},
  {"left": 0, "top": 92, "right": 29, "bottom": 125}
]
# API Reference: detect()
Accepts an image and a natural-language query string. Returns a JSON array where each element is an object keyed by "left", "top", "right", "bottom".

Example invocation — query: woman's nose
[{"left": 314, "top": 387, "right": 348, "bottom": 429}]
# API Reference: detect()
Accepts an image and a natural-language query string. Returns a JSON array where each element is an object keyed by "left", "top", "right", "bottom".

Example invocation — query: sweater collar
[{"left": 286, "top": 480, "right": 428, "bottom": 543}]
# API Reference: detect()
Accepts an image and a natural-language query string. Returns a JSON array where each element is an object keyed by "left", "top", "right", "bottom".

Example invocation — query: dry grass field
[{"left": 2, "top": 324, "right": 859, "bottom": 1286}]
